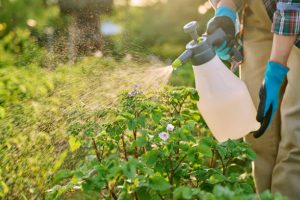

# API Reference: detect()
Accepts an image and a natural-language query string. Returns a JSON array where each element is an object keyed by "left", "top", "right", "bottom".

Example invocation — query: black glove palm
[
  {"left": 206, "top": 6, "right": 236, "bottom": 60},
  {"left": 252, "top": 61, "right": 289, "bottom": 138}
]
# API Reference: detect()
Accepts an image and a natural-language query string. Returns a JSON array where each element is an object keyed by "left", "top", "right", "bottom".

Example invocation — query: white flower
[
  {"left": 159, "top": 132, "right": 170, "bottom": 142},
  {"left": 167, "top": 124, "right": 175, "bottom": 132},
  {"left": 73, "top": 185, "right": 81, "bottom": 190},
  {"left": 128, "top": 91, "right": 136, "bottom": 97}
]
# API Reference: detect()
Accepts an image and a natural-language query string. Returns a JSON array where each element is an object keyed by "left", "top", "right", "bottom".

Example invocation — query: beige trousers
[{"left": 241, "top": 1, "right": 300, "bottom": 199}]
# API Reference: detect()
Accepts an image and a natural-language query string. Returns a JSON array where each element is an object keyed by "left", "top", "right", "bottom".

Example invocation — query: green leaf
[
  {"left": 182, "top": 188, "right": 193, "bottom": 199},
  {"left": 53, "top": 150, "right": 68, "bottom": 174},
  {"left": 52, "top": 169, "right": 74, "bottom": 185},
  {"left": 273, "top": 192, "right": 289, "bottom": 200},
  {"left": 123, "top": 159, "right": 138, "bottom": 180},
  {"left": 245, "top": 148, "right": 256, "bottom": 161},
  {"left": 149, "top": 176, "right": 171, "bottom": 191},
  {"left": 137, "top": 116, "right": 146, "bottom": 128},
  {"left": 0, "top": 107, "right": 5, "bottom": 119},
  {"left": 137, "top": 187, "right": 152, "bottom": 200},
  {"left": 82, "top": 179, "right": 94, "bottom": 191},
  {"left": 191, "top": 113, "right": 201, "bottom": 121},
  {"left": 174, "top": 186, "right": 193, "bottom": 200},
  {"left": 142, "top": 150, "right": 160, "bottom": 166},
  {"left": 136, "top": 136, "right": 147, "bottom": 147},
  {"left": 187, "top": 148, "right": 197, "bottom": 162},
  {"left": 152, "top": 108, "right": 162, "bottom": 123},
  {"left": 122, "top": 112, "right": 135, "bottom": 120},
  {"left": 0, "top": 181, "right": 9, "bottom": 198},
  {"left": 259, "top": 191, "right": 273, "bottom": 200},
  {"left": 198, "top": 143, "right": 212, "bottom": 158},
  {"left": 69, "top": 135, "right": 81, "bottom": 152},
  {"left": 82, "top": 176, "right": 105, "bottom": 192},
  {"left": 190, "top": 89, "right": 200, "bottom": 101},
  {"left": 216, "top": 145, "right": 226, "bottom": 160},
  {"left": 200, "top": 137, "right": 217, "bottom": 148},
  {"left": 213, "top": 185, "right": 233, "bottom": 197},
  {"left": 128, "top": 119, "right": 137, "bottom": 130},
  {"left": 208, "top": 173, "right": 227, "bottom": 184}
]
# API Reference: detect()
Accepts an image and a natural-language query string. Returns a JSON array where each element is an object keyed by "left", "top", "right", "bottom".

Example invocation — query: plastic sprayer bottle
[{"left": 172, "top": 21, "right": 259, "bottom": 142}]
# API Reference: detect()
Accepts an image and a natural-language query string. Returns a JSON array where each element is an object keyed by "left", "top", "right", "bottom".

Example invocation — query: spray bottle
[{"left": 172, "top": 21, "right": 259, "bottom": 142}]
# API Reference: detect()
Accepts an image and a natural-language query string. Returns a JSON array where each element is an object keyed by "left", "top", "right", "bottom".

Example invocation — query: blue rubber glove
[
  {"left": 253, "top": 61, "right": 289, "bottom": 138},
  {"left": 206, "top": 6, "right": 237, "bottom": 60}
]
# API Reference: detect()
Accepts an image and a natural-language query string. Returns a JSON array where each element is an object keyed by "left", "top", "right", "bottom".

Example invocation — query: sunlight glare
[{"left": 198, "top": 6, "right": 207, "bottom": 14}]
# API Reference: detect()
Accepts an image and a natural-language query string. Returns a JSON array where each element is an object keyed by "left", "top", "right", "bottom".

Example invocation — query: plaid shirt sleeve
[{"left": 272, "top": 0, "right": 300, "bottom": 36}]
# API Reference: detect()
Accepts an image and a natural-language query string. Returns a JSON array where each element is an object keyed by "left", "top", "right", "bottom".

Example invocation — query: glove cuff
[
  {"left": 266, "top": 61, "right": 289, "bottom": 84},
  {"left": 215, "top": 6, "right": 237, "bottom": 23}
]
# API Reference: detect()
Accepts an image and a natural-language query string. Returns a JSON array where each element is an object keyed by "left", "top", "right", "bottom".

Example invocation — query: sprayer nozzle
[{"left": 172, "top": 58, "right": 182, "bottom": 69}]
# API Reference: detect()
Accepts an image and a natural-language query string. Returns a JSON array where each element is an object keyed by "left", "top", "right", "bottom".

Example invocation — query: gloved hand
[
  {"left": 206, "top": 6, "right": 236, "bottom": 60},
  {"left": 253, "top": 61, "right": 289, "bottom": 138}
]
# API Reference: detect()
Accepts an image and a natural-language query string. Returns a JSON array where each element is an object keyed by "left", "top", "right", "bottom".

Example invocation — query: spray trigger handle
[{"left": 183, "top": 21, "right": 200, "bottom": 43}]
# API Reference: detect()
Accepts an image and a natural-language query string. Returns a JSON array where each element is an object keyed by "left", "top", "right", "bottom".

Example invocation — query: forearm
[
  {"left": 270, "top": 34, "right": 297, "bottom": 67},
  {"left": 210, "top": 0, "right": 237, "bottom": 10},
  {"left": 270, "top": 0, "right": 300, "bottom": 66}
]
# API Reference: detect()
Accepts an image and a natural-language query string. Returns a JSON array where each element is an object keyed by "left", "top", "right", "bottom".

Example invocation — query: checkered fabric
[
  {"left": 264, "top": 0, "right": 300, "bottom": 47},
  {"left": 232, "top": 0, "right": 300, "bottom": 47}
]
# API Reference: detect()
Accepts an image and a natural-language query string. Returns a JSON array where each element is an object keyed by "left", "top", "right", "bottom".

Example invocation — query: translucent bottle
[
  {"left": 193, "top": 55, "right": 259, "bottom": 142},
  {"left": 172, "top": 21, "right": 259, "bottom": 142}
]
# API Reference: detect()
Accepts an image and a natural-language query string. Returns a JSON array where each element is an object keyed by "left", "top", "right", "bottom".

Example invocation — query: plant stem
[
  {"left": 225, "top": 158, "right": 233, "bottom": 175},
  {"left": 106, "top": 181, "right": 117, "bottom": 200},
  {"left": 168, "top": 155, "right": 174, "bottom": 200},
  {"left": 217, "top": 151, "right": 226, "bottom": 175},
  {"left": 174, "top": 154, "right": 188, "bottom": 173},
  {"left": 134, "top": 192, "right": 139, "bottom": 200},
  {"left": 101, "top": 145, "right": 105, "bottom": 159},
  {"left": 196, "top": 178, "right": 200, "bottom": 187},
  {"left": 210, "top": 148, "right": 216, "bottom": 168},
  {"left": 177, "top": 98, "right": 186, "bottom": 114},
  {"left": 92, "top": 137, "right": 102, "bottom": 163},
  {"left": 171, "top": 104, "right": 179, "bottom": 114},
  {"left": 176, "top": 141, "right": 180, "bottom": 160},
  {"left": 121, "top": 133, "right": 128, "bottom": 161},
  {"left": 133, "top": 129, "right": 138, "bottom": 158},
  {"left": 190, "top": 180, "right": 196, "bottom": 187},
  {"left": 136, "top": 108, "right": 146, "bottom": 116}
]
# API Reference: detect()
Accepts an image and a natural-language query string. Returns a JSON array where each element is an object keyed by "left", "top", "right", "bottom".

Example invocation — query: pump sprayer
[{"left": 173, "top": 21, "right": 259, "bottom": 142}]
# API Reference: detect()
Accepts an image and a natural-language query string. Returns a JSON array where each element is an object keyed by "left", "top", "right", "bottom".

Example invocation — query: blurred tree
[
  {"left": 109, "top": 0, "right": 212, "bottom": 60},
  {"left": 0, "top": 0, "right": 45, "bottom": 37},
  {"left": 0, "top": 0, "right": 62, "bottom": 67},
  {"left": 59, "top": 0, "right": 113, "bottom": 63}
]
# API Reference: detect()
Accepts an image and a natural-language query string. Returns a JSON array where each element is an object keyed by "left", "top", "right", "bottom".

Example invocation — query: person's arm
[
  {"left": 270, "top": 0, "right": 300, "bottom": 66},
  {"left": 210, "top": 0, "right": 244, "bottom": 11},
  {"left": 270, "top": 34, "right": 297, "bottom": 67},
  {"left": 210, "top": 0, "right": 236, "bottom": 10},
  {"left": 253, "top": 0, "right": 300, "bottom": 138}
]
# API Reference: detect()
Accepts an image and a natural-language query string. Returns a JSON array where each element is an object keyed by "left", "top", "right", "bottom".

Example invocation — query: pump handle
[{"left": 183, "top": 21, "right": 200, "bottom": 43}]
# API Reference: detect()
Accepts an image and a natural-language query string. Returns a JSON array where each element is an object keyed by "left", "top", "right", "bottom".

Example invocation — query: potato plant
[{"left": 47, "top": 86, "right": 287, "bottom": 200}]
